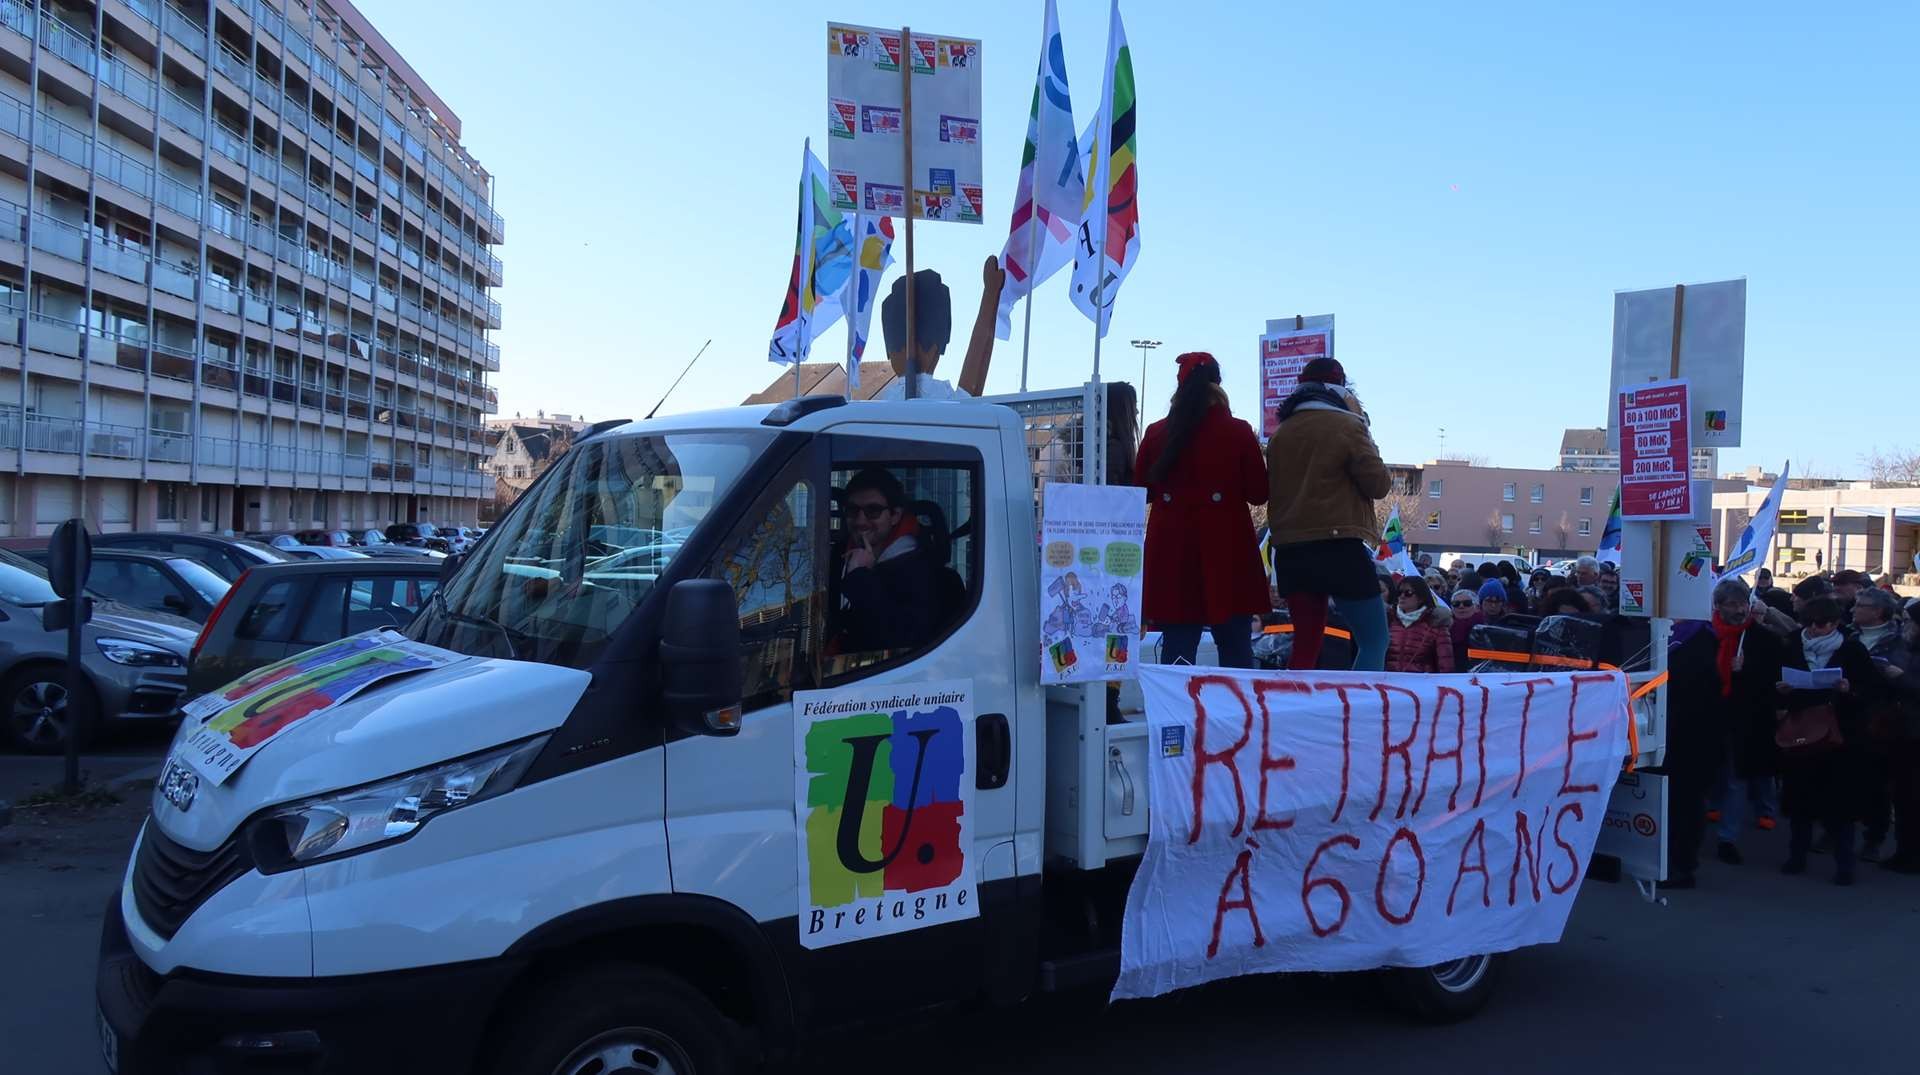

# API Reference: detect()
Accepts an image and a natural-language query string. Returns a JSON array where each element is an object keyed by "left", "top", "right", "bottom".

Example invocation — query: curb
[{"left": 107, "top": 764, "right": 161, "bottom": 792}]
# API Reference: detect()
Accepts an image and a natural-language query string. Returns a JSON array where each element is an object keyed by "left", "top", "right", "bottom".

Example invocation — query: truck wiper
[{"left": 429, "top": 587, "right": 523, "bottom": 660}]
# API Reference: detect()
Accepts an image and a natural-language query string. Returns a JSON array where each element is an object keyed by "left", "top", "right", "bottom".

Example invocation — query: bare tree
[
  {"left": 1486, "top": 509, "right": 1504, "bottom": 549},
  {"left": 1862, "top": 446, "right": 1920, "bottom": 485},
  {"left": 1374, "top": 489, "right": 1426, "bottom": 539},
  {"left": 1457, "top": 453, "right": 1491, "bottom": 467},
  {"left": 1555, "top": 511, "right": 1573, "bottom": 551}
]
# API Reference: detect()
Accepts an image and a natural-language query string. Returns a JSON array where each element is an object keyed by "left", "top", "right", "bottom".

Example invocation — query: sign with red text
[
  {"left": 1113, "top": 667, "right": 1629, "bottom": 1000},
  {"left": 1258, "top": 316, "right": 1334, "bottom": 440},
  {"left": 826, "top": 22, "right": 984, "bottom": 223},
  {"left": 1617, "top": 379, "right": 1692, "bottom": 520}
]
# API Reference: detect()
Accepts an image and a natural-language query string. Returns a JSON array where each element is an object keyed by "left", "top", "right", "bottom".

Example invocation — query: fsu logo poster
[{"left": 794, "top": 679, "right": 975, "bottom": 949}]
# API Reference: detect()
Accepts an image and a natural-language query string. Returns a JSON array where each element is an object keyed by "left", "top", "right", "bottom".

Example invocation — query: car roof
[
  {"left": 239, "top": 559, "right": 442, "bottom": 582},
  {"left": 20, "top": 547, "right": 181, "bottom": 565}
]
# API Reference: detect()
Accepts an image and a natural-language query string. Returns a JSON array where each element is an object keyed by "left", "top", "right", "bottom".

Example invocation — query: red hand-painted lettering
[
  {"left": 1187, "top": 675, "right": 1253, "bottom": 844},
  {"left": 1559, "top": 674, "right": 1612, "bottom": 796},
  {"left": 1208, "top": 845, "right": 1265, "bottom": 958},
  {"left": 1471, "top": 681, "right": 1491, "bottom": 808},
  {"left": 1251, "top": 679, "right": 1306, "bottom": 831},
  {"left": 1302, "top": 834, "right": 1361, "bottom": 937},
  {"left": 1549, "top": 801, "right": 1585, "bottom": 894},
  {"left": 1417, "top": 686, "right": 1466, "bottom": 814},
  {"left": 1373, "top": 685, "right": 1422, "bottom": 822},
  {"left": 1500, "top": 677, "right": 1556, "bottom": 800},
  {"left": 1312, "top": 682, "right": 1369, "bottom": 823},
  {"left": 1447, "top": 816, "right": 1491, "bottom": 915},
  {"left": 1374, "top": 827, "right": 1426, "bottom": 926},
  {"left": 1509, "top": 808, "right": 1547, "bottom": 905}
]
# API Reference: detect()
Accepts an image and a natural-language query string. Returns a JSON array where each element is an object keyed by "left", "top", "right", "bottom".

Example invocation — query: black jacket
[
  {"left": 1668, "top": 623, "right": 1784, "bottom": 777},
  {"left": 834, "top": 542, "right": 939, "bottom": 655}
]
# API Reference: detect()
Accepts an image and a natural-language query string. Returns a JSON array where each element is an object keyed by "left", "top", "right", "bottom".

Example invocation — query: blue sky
[{"left": 360, "top": 1, "right": 1917, "bottom": 475}]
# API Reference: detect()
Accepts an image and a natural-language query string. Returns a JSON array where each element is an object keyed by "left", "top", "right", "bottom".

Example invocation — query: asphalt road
[{"left": 4, "top": 781, "right": 1917, "bottom": 1075}]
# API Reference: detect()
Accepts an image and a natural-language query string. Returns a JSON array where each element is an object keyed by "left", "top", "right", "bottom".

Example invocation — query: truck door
[{"left": 665, "top": 425, "right": 1020, "bottom": 1027}]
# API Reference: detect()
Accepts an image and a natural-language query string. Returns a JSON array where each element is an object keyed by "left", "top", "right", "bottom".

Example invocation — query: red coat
[
  {"left": 1386, "top": 613, "right": 1455, "bottom": 674},
  {"left": 1134, "top": 404, "right": 1271, "bottom": 625}
]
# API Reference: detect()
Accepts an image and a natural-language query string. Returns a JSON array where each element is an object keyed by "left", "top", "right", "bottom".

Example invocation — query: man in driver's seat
[{"left": 834, "top": 467, "right": 938, "bottom": 654}]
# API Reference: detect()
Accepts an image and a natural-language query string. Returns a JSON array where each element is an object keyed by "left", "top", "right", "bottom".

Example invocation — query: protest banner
[
  {"left": 1114, "top": 666, "right": 1629, "bottom": 1000},
  {"left": 826, "top": 23, "right": 984, "bottom": 224},
  {"left": 1042, "top": 483, "right": 1147, "bottom": 682},
  {"left": 1257, "top": 316, "right": 1334, "bottom": 439},
  {"left": 1618, "top": 378, "right": 1692, "bottom": 520},
  {"left": 179, "top": 631, "right": 463, "bottom": 784},
  {"left": 794, "top": 678, "right": 976, "bottom": 949}
]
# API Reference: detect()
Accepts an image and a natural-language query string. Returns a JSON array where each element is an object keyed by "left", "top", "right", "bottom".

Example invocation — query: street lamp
[{"left": 1130, "top": 339, "right": 1162, "bottom": 417}]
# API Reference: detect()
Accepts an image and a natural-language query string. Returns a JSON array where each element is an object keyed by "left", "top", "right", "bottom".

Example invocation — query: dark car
[
  {"left": 0, "top": 550, "right": 195, "bottom": 753},
  {"left": 294, "top": 529, "right": 360, "bottom": 547},
  {"left": 17, "top": 548, "right": 230, "bottom": 623},
  {"left": 186, "top": 559, "right": 443, "bottom": 698},
  {"left": 91, "top": 532, "right": 293, "bottom": 582},
  {"left": 385, "top": 523, "right": 452, "bottom": 553}
]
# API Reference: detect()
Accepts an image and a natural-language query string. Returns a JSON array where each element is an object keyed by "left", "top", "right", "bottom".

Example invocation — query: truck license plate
[{"left": 98, "top": 1005, "right": 119, "bottom": 1073}]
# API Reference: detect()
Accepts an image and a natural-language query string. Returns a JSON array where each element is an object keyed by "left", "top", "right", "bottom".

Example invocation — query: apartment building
[
  {"left": 0, "top": 0, "right": 500, "bottom": 537},
  {"left": 1404, "top": 460, "right": 1618, "bottom": 559},
  {"left": 1559, "top": 427, "right": 1715, "bottom": 480}
]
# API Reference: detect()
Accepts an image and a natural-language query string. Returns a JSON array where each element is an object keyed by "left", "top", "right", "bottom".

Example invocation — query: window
[
  {"left": 1503, "top": 483, "right": 1517, "bottom": 502},
  {"left": 1780, "top": 509, "right": 1810, "bottom": 526},
  {"left": 716, "top": 480, "right": 821, "bottom": 712},
  {"left": 1426, "top": 511, "right": 1441, "bottom": 530},
  {"left": 1578, "top": 518, "right": 1592, "bottom": 536},
  {"left": 238, "top": 580, "right": 302, "bottom": 640},
  {"left": 1529, "top": 515, "right": 1543, "bottom": 534},
  {"left": 156, "top": 483, "right": 180, "bottom": 521},
  {"left": 1530, "top": 484, "right": 1545, "bottom": 504},
  {"left": 1428, "top": 480, "right": 1443, "bottom": 499},
  {"left": 824, "top": 446, "right": 983, "bottom": 681},
  {"left": 1501, "top": 513, "right": 1515, "bottom": 532},
  {"left": 200, "top": 489, "right": 214, "bottom": 523},
  {"left": 91, "top": 560, "right": 183, "bottom": 616},
  {"left": 1580, "top": 486, "right": 1594, "bottom": 505}
]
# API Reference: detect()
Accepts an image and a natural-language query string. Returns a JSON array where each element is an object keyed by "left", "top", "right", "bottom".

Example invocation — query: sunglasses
[
  {"left": 847, "top": 503, "right": 894, "bottom": 520},
  {"left": 1452, "top": 599, "right": 1476, "bottom": 607}
]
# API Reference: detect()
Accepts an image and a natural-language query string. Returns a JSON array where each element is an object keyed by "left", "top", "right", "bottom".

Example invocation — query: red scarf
[{"left": 1711, "top": 612, "right": 1748, "bottom": 697}]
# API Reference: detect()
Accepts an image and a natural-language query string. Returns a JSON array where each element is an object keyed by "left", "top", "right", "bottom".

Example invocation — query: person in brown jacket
[
  {"left": 1386, "top": 576, "right": 1455, "bottom": 673},
  {"left": 1266, "top": 358, "right": 1392, "bottom": 670}
]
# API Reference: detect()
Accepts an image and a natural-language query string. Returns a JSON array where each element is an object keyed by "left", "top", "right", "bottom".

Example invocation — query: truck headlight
[
  {"left": 248, "top": 736, "right": 548, "bottom": 872},
  {"left": 96, "top": 638, "right": 185, "bottom": 666}
]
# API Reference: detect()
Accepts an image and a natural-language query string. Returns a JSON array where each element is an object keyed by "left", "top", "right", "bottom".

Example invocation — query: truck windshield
[{"left": 410, "top": 431, "right": 769, "bottom": 667}]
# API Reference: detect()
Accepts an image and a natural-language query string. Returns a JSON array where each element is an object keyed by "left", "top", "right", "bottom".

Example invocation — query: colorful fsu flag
[
  {"left": 1596, "top": 487, "right": 1623, "bottom": 566},
  {"left": 1068, "top": 0, "right": 1139, "bottom": 336},
  {"left": 769, "top": 140, "right": 855, "bottom": 366},
  {"left": 994, "top": 0, "right": 1084, "bottom": 340},
  {"left": 835, "top": 215, "right": 894, "bottom": 389},
  {"left": 1714, "top": 464, "right": 1789, "bottom": 582},
  {"left": 1374, "top": 505, "right": 1419, "bottom": 578}
]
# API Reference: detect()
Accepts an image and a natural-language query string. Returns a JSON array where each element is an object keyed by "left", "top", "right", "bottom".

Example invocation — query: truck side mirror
[{"left": 660, "top": 578, "right": 742, "bottom": 737}]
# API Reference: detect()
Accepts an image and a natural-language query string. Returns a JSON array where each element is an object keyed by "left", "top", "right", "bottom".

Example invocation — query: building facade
[
  {"left": 1712, "top": 481, "right": 1920, "bottom": 580},
  {"left": 1559, "top": 427, "right": 1715, "bottom": 479},
  {"left": 1401, "top": 460, "right": 1619, "bottom": 559},
  {"left": 0, "top": 0, "right": 499, "bottom": 537}
]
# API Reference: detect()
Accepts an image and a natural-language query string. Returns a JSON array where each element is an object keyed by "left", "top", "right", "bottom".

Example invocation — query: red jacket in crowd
[
  {"left": 1387, "top": 611, "right": 1456, "bottom": 674},
  {"left": 1134, "top": 403, "right": 1270, "bottom": 626}
]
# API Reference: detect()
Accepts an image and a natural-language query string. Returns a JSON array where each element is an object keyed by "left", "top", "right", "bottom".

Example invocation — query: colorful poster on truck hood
[
  {"left": 178, "top": 630, "right": 463, "bottom": 785},
  {"left": 826, "top": 23, "right": 984, "bottom": 223},
  {"left": 794, "top": 679, "right": 975, "bottom": 949},
  {"left": 1113, "top": 666, "right": 1629, "bottom": 1001},
  {"left": 1258, "top": 316, "right": 1334, "bottom": 440},
  {"left": 1041, "top": 483, "right": 1146, "bottom": 683}
]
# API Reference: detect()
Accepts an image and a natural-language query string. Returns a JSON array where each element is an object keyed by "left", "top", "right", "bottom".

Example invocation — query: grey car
[{"left": 0, "top": 550, "right": 197, "bottom": 753}]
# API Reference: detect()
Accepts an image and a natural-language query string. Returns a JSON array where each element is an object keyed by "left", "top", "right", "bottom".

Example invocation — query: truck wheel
[
  {"left": 3, "top": 665, "right": 99, "bottom": 755},
  {"left": 1380, "top": 953, "right": 1501, "bottom": 1022},
  {"left": 488, "top": 965, "right": 741, "bottom": 1075}
]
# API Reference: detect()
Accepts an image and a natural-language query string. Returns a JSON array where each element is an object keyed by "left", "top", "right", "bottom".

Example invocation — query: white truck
[{"left": 97, "top": 387, "right": 1647, "bottom": 1075}]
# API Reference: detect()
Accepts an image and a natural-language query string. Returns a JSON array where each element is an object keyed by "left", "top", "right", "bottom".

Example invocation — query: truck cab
[{"left": 98, "top": 391, "right": 1493, "bottom": 1075}]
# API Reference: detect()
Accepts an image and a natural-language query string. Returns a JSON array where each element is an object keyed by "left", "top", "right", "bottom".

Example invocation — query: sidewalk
[{"left": 0, "top": 752, "right": 163, "bottom": 807}]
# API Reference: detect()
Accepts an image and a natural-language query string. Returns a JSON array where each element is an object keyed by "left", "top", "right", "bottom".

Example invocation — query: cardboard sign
[
  {"left": 826, "top": 23, "right": 984, "bottom": 223},
  {"left": 794, "top": 679, "right": 976, "bottom": 949},
  {"left": 1618, "top": 379, "right": 1692, "bottom": 520},
  {"left": 1114, "top": 667, "right": 1629, "bottom": 1000},
  {"left": 1041, "top": 483, "right": 1147, "bottom": 683},
  {"left": 1607, "top": 280, "right": 1745, "bottom": 449},
  {"left": 1257, "top": 316, "right": 1334, "bottom": 440},
  {"left": 179, "top": 631, "right": 463, "bottom": 784}
]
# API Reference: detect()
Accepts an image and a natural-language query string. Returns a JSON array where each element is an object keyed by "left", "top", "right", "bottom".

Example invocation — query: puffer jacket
[
  {"left": 1265, "top": 384, "right": 1391, "bottom": 546},
  {"left": 1386, "top": 611, "right": 1454, "bottom": 674}
]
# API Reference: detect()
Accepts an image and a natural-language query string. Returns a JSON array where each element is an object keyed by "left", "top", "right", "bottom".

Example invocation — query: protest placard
[
  {"left": 826, "top": 23, "right": 984, "bottom": 223},
  {"left": 1041, "top": 483, "right": 1146, "bottom": 682},
  {"left": 1618, "top": 378, "right": 1692, "bottom": 520},
  {"left": 1114, "top": 666, "right": 1629, "bottom": 1000},
  {"left": 1257, "top": 317, "right": 1334, "bottom": 440}
]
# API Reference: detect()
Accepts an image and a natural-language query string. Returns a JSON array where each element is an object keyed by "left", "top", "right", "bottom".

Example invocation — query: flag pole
[
  {"left": 843, "top": 226, "right": 859, "bottom": 400},
  {"left": 900, "top": 26, "right": 918, "bottom": 400},
  {"left": 1017, "top": 18, "right": 1046, "bottom": 394}
]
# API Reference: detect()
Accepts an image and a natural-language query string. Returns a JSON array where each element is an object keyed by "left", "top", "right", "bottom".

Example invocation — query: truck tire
[
  {"left": 1379, "top": 953, "right": 1501, "bottom": 1022},
  {"left": 487, "top": 965, "right": 742, "bottom": 1075}
]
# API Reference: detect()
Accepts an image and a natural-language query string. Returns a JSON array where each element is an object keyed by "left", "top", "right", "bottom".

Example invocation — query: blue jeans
[
  {"left": 1332, "top": 595, "right": 1389, "bottom": 672},
  {"left": 1161, "top": 616, "right": 1256, "bottom": 669},
  {"left": 1711, "top": 761, "right": 1779, "bottom": 841}
]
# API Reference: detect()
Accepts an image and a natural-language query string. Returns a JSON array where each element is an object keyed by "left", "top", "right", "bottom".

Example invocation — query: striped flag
[
  {"left": 1068, "top": 0, "right": 1139, "bottom": 336},
  {"left": 769, "top": 140, "right": 855, "bottom": 366},
  {"left": 994, "top": 0, "right": 1084, "bottom": 340},
  {"left": 1596, "top": 487, "right": 1623, "bottom": 566},
  {"left": 1714, "top": 465, "right": 1789, "bottom": 582},
  {"left": 1374, "top": 505, "right": 1420, "bottom": 578}
]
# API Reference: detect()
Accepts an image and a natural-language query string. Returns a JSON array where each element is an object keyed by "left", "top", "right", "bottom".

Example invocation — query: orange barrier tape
[
  {"left": 1629, "top": 672, "right": 1668, "bottom": 701},
  {"left": 1260, "top": 623, "right": 1354, "bottom": 641}
]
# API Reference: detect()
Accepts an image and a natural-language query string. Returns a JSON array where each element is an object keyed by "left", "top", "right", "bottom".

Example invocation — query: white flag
[
  {"left": 1714, "top": 464, "right": 1790, "bottom": 582},
  {"left": 1068, "top": 0, "right": 1139, "bottom": 336},
  {"left": 994, "top": 0, "right": 1084, "bottom": 340}
]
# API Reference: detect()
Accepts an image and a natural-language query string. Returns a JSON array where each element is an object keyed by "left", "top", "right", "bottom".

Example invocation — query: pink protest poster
[
  {"left": 1618, "top": 379, "right": 1692, "bottom": 519},
  {"left": 1258, "top": 326, "right": 1332, "bottom": 439}
]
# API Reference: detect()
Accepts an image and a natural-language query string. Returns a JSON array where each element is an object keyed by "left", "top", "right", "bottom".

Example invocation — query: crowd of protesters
[{"left": 1134, "top": 350, "right": 1920, "bottom": 891}]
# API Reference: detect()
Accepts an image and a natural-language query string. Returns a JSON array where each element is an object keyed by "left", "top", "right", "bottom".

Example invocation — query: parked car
[
  {"left": 424, "top": 523, "right": 469, "bottom": 555},
  {"left": 16, "top": 548, "right": 230, "bottom": 623},
  {"left": 293, "top": 529, "right": 360, "bottom": 547},
  {"left": 356, "top": 529, "right": 446, "bottom": 561},
  {"left": 385, "top": 523, "right": 451, "bottom": 553},
  {"left": 88, "top": 532, "right": 293, "bottom": 583},
  {"left": 184, "top": 559, "right": 443, "bottom": 699},
  {"left": 278, "top": 545, "right": 371, "bottom": 562},
  {"left": 0, "top": 550, "right": 195, "bottom": 753}
]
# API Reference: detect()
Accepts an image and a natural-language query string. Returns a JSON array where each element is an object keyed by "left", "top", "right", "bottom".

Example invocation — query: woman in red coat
[{"left": 1134, "top": 352, "right": 1271, "bottom": 667}]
